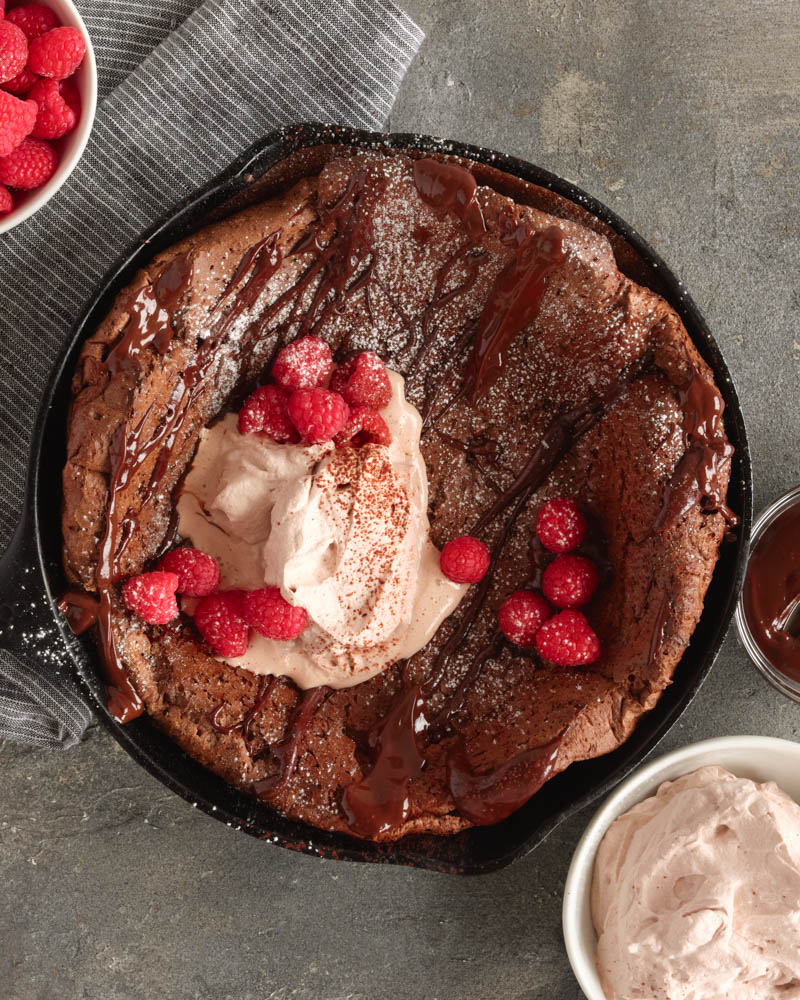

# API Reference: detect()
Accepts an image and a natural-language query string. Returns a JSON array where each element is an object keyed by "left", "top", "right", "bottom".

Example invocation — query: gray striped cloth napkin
[{"left": 0, "top": 0, "right": 424, "bottom": 748}]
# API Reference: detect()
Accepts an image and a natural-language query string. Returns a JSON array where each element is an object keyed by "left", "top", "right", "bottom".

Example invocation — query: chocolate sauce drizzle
[
  {"left": 648, "top": 594, "right": 671, "bottom": 672},
  {"left": 472, "top": 401, "right": 603, "bottom": 535},
  {"left": 211, "top": 674, "right": 278, "bottom": 745},
  {"left": 446, "top": 729, "right": 565, "bottom": 825},
  {"left": 103, "top": 255, "right": 194, "bottom": 376},
  {"left": 651, "top": 354, "right": 737, "bottom": 534},
  {"left": 253, "top": 687, "right": 331, "bottom": 797},
  {"left": 210, "top": 679, "right": 331, "bottom": 792},
  {"left": 340, "top": 686, "right": 426, "bottom": 838},
  {"left": 413, "top": 157, "right": 486, "bottom": 242},
  {"left": 427, "top": 632, "right": 503, "bottom": 744},
  {"left": 410, "top": 158, "right": 565, "bottom": 404},
  {"left": 61, "top": 154, "right": 737, "bottom": 833},
  {"left": 469, "top": 223, "right": 565, "bottom": 400},
  {"left": 57, "top": 590, "right": 100, "bottom": 636}
]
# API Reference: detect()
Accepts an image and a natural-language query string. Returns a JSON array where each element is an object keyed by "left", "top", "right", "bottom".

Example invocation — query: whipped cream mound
[
  {"left": 177, "top": 370, "right": 467, "bottom": 689},
  {"left": 592, "top": 765, "right": 800, "bottom": 1000}
]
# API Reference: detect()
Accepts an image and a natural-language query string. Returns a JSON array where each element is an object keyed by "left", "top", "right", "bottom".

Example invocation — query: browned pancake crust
[{"left": 62, "top": 151, "right": 730, "bottom": 840}]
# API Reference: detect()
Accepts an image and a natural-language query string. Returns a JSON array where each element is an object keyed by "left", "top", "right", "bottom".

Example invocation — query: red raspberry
[
  {"left": 288, "top": 387, "right": 349, "bottom": 444},
  {"left": 0, "top": 183, "right": 11, "bottom": 213},
  {"left": 272, "top": 335, "right": 333, "bottom": 392},
  {"left": 27, "top": 25, "right": 85, "bottom": 79},
  {"left": 0, "top": 135, "right": 56, "bottom": 187},
  {"left": 237, "top": 384, "right": 299, "bottom": 442},
  {"left": 158, "top": 547, "right": 220, "bottom": 598},
  {"left": 242, "top": 586, "right": 308, "bottom": 641},
  {"left": 2, "top": 67, "right": 39, "bottom": 95},
  {"left": 498, "top": 590, "right": 552, "bottom": 646},
  {"left": 29, "top": 78, "right": 76, "bottom": 139},
  {"left": 237, "top": 386, "right": 268, "bottom": 434},
  {"left": 330, "top": 352, "right": 392, "bottom": 409},
  {"left": 535, "top": 610, "right": 601, "bottom": 666},
  {"left": 440, "top": 535, "right": 490, "bottom": 584},
  {"left": 194, "top": 591, "right": 249, "bottom": 657},
  {"left": 6, "top": 4, "right": 59, "bottom": 41},
  {"left": 59, "top": 75, "right": 80, "bottom": 113},
  {"left": 0, "top": 90, "right": 35, "bottom": 155},
  {"left": 542, "top": 554, "right": 598, "bottom": 609},
  {"left": 0, "top": 21, "right": 27, "bottom": 86},
  {"left": 121, "top": 571, "right": 179, "bottom": 626},
  {"left": 536, "top": 497, "right": 587, "bottom": 553},
  {"left": 335, "top": 405, "right": 391, "bottom": 447},
  {"left": 216, "top": 588, "right": 247, "bottom": 618}
]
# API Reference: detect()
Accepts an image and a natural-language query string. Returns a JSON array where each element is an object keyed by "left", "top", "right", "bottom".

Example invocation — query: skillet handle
[{"left": 0, "top": 504, "right": 57, "bottom": 660}]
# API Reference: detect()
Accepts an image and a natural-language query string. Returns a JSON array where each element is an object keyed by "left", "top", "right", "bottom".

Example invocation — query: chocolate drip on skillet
[
  {"left": 468, "top": 222, "right": 565, "bottom": 400},
  {"left": 426, "top": 632, "right": 503, "bottom": 743},
  {"left": 409, "top": 157, "right": 565, "bottom": 402},
  {"left": 57, "top": 590, "right": 99, "bottom": 636},
  {"left": 340, "top": 686, "right": 426, "bottom": 838},
  {"left": 211, "top": 678, "right": 333, "bottom": 792}
]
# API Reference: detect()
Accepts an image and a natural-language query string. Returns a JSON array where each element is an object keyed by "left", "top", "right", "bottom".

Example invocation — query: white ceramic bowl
[
  {"left": 562, "top": 735, "right": 800, "bottom": 1000},
  {"left": 0, "top": 0, "right": 97, "bottom": 234}
]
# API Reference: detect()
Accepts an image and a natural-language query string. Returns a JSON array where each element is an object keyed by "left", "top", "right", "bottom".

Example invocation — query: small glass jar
[{"left": 735, "top": 484, "right": 800, "bottom": 703}]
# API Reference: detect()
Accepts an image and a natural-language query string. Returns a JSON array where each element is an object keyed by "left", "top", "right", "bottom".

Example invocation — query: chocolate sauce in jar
[{"left": 743, "top": 502, "right": 800, "bottom": 684}]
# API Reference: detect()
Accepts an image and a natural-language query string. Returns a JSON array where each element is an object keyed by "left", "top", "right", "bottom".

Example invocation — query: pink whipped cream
[
  {"left": 177, "top": 370, "right": 467, "bottom": 689},
  {"left": 592, "top": 765, "right": 800, "bottom": 1000}
]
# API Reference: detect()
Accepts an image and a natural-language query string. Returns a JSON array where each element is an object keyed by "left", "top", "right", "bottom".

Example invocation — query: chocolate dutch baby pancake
[{"left": 60, "top": 149, "right": 734, "bottom": 841}]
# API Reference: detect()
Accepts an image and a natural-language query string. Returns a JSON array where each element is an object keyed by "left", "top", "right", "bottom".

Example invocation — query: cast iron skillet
[{"left": 0, "top": 124, "right": 752, "bottom": 874}]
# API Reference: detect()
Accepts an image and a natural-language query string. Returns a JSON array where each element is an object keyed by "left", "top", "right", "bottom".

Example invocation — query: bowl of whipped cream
[{"left": 563, "top": 735, "right": 800, "bottom": 1000}]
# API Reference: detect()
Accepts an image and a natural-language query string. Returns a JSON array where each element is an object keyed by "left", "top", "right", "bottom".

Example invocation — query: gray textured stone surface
[{"left": 2, "top": 1, "right": 799, "bottom": 997}]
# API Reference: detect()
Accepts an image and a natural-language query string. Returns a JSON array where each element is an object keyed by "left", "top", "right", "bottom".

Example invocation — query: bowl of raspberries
[{"left": 0, "top": 0, "right": 96, "bottom": 232}]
